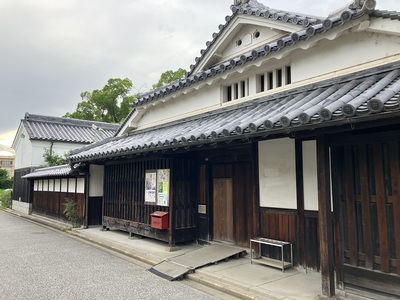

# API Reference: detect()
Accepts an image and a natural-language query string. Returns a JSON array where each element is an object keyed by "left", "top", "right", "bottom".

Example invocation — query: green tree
[
  {"left": 65, "top": 78, "right": 136, "bottom": 123},
  {"left": 65, "top": 71, "right": 187, "bottom": 123},
  {"left": 42, "top": 148, "right": 68, "bottom": 167},
  {"left": 0, "top": 169, "right": 13, "bottom": 189},
  {"left": 152, "top": 68, "right": 187, "bottom": 89}
]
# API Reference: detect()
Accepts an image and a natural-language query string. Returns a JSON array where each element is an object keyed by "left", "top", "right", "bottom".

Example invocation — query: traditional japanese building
[{"left": 58, "top": 0, "right": 400, "bottom": 297}]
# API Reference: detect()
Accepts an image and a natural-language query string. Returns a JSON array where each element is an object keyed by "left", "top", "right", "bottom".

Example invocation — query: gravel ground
[{"left": 0, "top": 211, "right": 217, "bottom": 300}]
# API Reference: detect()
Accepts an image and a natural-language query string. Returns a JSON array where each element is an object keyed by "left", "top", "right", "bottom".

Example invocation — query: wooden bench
[{"left": 250, "top": 237, "right": 293, "bottom": 272}]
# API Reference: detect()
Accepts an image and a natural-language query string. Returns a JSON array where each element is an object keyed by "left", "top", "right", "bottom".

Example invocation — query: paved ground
[{"left": 0, "top": 211, "right": 237, "bottom": 300}]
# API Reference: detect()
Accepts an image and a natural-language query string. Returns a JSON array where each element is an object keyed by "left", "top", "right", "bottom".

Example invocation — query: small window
[
  {"left": 234, "top": 83, "right": 239, "bottom": 100},
  {"left": 254, "top": 31, "right": 260, "bottom": 38},
  {"left": 285, "top": 66, "right": 292, "bottom": 85},
  {"left": 276, "top": 69, "right": 282, "bottom": 88},
  {"left": 258, "top": 74, "right": 265, "bottom": 93},
  {"left": 236, "top": 39, "right": 242, "bottom": 46},
  {"left": 241, "top": 81, "right": 246, "bottom": 98},
  {"left": 223, "top": 78, "right": 249, "bottom": 103},
  {"left": 267, "top": 72, "right": 273, "bottom": 90},
  {"left": 227, "top": 86, "right": 232, "bottom": 102}
]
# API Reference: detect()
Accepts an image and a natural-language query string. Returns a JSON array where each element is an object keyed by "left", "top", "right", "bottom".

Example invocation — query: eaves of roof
[
  {"left": 371, "top": 9, "right": 400, "bottom": 20},
  {"left": 22, "top": 113, "right": 119, "bottom": 143},
  {"left": 22, "top": 164, "right": 73, "bottom": 179},
  {"left": 69, "top": 62, "right": 400, "bottom": 163},
  {"left": 134, "top": 1, "right": 377, "bottom": 108}
]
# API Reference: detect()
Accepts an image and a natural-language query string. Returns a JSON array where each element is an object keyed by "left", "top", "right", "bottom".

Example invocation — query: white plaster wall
[
  {"left": 43, "top": 179, "right": 49, "bottom": 192},
  {"left": 77, "top": 178, "right": 85, "bottom": 193},
  {"left": 291, "top": 31, "right": 400, "bottom": 83},
  {"left": 138, "top": 85, "right": 219, "bottom": 128},
  {"left": 54, "top": 179, "right": 61, "bottom": 192},
  {"left": 303, "top": 140, "right": 318, "bottom": 211},
  {"left": 38, "top": 180, "right": 43, "bottom": 191},
  {"left": 14, "top": 124, "right": 86, "bottom": 169},
  {"left": 258, "top": 138, "right": 297, "bottom": 209},
  {"left": 223, "top": 24, "right": 283, "bottom": 59},
  {"left": 89, "top": 165, "right": 104, "bottom": 197},
  {"left": 30, "top": 140, "right": 84, "bottom": 168},
  {"left": 61, "top": 179, "right": 68, "bottom": 192},
  {"left": 68, "top": 178, "right": 76, "bottom": 192},
  {"left": 14, "top": 126, "right": 33, "bottom": 169}
]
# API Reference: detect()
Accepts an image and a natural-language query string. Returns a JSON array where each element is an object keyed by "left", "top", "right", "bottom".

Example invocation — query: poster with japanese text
[
  {"left": 157, "top": 169, "right": 170, "bottom": 206},
  {"left": 145, "top": 170, "right": 157, "bottom": 203}
]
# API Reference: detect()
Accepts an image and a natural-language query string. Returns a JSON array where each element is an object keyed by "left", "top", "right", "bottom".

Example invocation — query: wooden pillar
[
  {"left": 316, "top": 136, "right": 335, "bottom": 297},
  {"left": 84, "top": 173, "right": 89, "bottom": 228},
  {"left": 295, "top": 140, "right": 305, "bottom": 267}
]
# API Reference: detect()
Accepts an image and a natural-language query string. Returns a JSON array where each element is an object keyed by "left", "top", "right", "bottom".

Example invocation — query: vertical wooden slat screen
[
  {"left": 389, "top": 142, "right": 400, "bottom": 275},
  {"left": 334, "top": 138, "right": 400, "bottom": 276},
  {"left": 373, "top": 144, "right": 390, "bottom": 273},
  {"left": 359, "top": 145, "right": 373, "bottom": 269}
]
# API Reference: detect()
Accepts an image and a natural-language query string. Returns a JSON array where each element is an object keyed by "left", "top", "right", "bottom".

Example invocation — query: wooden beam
[{"left": 317, "top": 136, "right": 335, "bottom": 297}]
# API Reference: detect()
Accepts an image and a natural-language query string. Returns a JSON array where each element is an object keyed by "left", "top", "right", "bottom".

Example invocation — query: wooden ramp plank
[
  {"left": 148, "top": 244, "right": 246, "bottom": 281},
  {"left": 148, "top": 261, "right": 192, "bottom": 281}
]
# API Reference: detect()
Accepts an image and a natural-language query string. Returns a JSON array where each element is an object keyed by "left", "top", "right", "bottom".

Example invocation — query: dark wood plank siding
[
  {"left": 32, "top": 190, "right": 85, "bottom": 221},
  {"left": 260, "top": 208, "right": 297, "bottom": 264},
  {"left": 260, "top": 208, "right": 319, "bottom": 269},
  {"left": 211, "top": 161, "right": 256, "bottom": 247},
  {"left": 331, "top": 132, "right": 400, "bottom": 297},
  {"left": 13, "top": 167, "right": 36, "bottom": 203},
  {"left": 103, "top": 157, "right": 197, "bottom": 243}
]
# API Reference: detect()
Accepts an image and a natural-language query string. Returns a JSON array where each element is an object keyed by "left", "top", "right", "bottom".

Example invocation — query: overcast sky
[{"left": 0, "top": 0, "right": 397, "bottom": 147}]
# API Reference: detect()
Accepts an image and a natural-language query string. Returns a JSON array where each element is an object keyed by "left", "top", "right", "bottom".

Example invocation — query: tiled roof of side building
[
  {"left": 22, "top": 164, "right": 72, "bottom": 179},
  {"left": 22, "top": 113, "right": 120, "bottom": 144},
  {"left": 21, "top": 163, "right": 87, "bottom": 179},
  {"left": 69, "top": 62, "right": 400, "bottom": 163},
  {"left": 133, "top": 0, "right": 377, "bottom": 108}
]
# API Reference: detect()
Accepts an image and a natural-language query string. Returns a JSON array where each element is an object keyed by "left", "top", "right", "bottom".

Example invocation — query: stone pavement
[{"left": 4, "top": 209, "right": 325, "bottom": 300}]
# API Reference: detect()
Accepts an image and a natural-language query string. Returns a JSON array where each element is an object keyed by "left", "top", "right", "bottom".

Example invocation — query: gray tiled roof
[
  {"left": 22, "top": 113, "right": 119, "bottom": 144},
  {"left": 371, "top": 9, "right": 400, "bottom": 20},
  {"left": 70, "top": 63, "right": 400, "bottom": 163},
  {"left": 134, "top": 0, "right": 376, "bottom": 108},
  {"left": 22, "top": 164, "right": 72, "bottom": 179}
]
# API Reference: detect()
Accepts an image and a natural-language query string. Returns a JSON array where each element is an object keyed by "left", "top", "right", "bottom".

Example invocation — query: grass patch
[{"left": 0, "top": 189, "right": 12, "bottom": 209}]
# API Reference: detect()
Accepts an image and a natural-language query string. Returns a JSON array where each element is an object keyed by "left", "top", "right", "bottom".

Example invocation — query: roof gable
[
  {"left": 133, "top": 0, "right": 377, "bottom": 109},
  {"left": 192, "top": 0, "right": 320, "bottom": 75}
]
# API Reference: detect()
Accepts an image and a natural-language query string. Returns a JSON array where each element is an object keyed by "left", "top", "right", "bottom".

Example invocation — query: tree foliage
[
  {"left": 65, "top": 78, "right": 136, "bottom": 123},
  {"left": 65, "top": 70, "right": 187, "bottom": 124},
  {"left": 0, "top": 169, "right": 13, "bottom": 189},
  {"left": 42, "top": 148, "right": 68, "bottom": 167},
  {"left": 152, "top": 68, "right": 186, "bottom": 89}
]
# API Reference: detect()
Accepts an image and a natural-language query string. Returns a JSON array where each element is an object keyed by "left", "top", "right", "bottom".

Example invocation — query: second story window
[
  {"left": 223, "top": 78, "right": 249, "bottom": 102},
  {"left": 257, "top": 65, "right": 291, "bottom": 93}
]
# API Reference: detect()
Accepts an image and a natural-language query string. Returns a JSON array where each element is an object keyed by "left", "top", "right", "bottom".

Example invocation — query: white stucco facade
[
  {"left": 258, "top": 138, "right": 297, "bottom": 209},
  {"left": 89, "top": 164, "right": 104, "bottom": 197},
  {"left": 129, "top": 18, "right": 400, "bottom": 133},
  {"left": 302, "top": 140, "right": 318, "bottom": 211}
]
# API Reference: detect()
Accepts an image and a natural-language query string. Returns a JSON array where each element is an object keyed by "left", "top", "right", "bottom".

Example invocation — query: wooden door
[
  {"left": 213, "top": 178, "right": 234, "bottom": 243},
  {"left": 332, "top": 140, "right": 400, "bottom": 296}
]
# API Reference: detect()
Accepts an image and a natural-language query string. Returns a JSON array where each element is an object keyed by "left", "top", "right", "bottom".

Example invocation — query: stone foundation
[{"left": 12, "top": 200, "right": 32, "bottom": 215}]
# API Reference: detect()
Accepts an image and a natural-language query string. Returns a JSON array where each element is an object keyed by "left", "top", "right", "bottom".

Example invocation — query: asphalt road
[{"left": 0, "top": 211, "right": 221, "bottom": 300}]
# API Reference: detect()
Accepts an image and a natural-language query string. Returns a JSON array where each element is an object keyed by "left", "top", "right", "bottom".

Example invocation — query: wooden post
[
  {"left": 295, "top": 140, "right": 305, "bottom": 267},
  {"left": 316, "top": 136, "right": 335, "bottom": 297}
]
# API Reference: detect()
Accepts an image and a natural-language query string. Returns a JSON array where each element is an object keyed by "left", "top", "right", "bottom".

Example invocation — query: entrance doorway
[{"left": 213, "top": 178, "right": 233, "bottom": 243}]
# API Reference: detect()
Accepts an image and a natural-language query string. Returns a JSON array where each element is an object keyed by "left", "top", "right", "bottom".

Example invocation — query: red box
[{"left": 150, "top": 211, "right": 169, "bottom": 230}]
